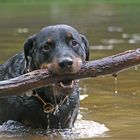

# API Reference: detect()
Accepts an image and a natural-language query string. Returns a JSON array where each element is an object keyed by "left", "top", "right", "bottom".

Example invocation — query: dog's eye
[
  {"left": 71, "top": 40, "right": 79, "bottom": 48},
  {"left": 43, "top": 44, "right": 51, "bottom": 52}
]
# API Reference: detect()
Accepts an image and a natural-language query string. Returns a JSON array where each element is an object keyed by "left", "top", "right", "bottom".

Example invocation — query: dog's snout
[{"left": 58, "top": 57, "right": 73, "bottom": 70}]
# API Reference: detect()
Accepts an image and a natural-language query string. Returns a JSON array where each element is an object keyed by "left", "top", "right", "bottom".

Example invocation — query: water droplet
[
  {"left": 59, "top": 122, "right": 62, "bottom": 129},
  {"left": 114, "top": 89, "right": 118, "bottom": 94},
  {"left": 47, "top": 114, "right": 50, "bottom": 130},
  {"left": 66, "top": 98, "right": 70, "bottom": 105},
  {"left": 113, "top": 73, "right": 118, "bottom": 94}
]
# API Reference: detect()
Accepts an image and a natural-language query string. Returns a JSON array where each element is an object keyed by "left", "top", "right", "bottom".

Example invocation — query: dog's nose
[{"left": 58, "top": 57, "right": 73, "bottom": 70}]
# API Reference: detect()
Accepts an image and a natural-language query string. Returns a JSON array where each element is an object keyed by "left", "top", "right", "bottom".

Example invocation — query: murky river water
[{"left": 0, "top": 1, "right": 140, "bottom": 139}]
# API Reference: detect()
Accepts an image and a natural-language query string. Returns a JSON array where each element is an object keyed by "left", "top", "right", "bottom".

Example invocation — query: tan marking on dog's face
[
  {"left": 66, "top": 32, "right": 72, "bottom": 39},
  {"left": 47, "top": 37, "right": 52, "bottom": 43},
  {"left": 40, "top": 63, "right": 50, "bottom": 69}
]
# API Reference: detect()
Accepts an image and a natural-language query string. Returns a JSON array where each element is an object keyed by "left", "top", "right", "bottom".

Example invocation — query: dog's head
[{"left": 24, "top": 25, "right": 89, "bottom": 94}]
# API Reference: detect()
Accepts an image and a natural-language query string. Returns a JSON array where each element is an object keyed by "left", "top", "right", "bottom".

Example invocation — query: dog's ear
[
  {"left": 81, "top": 34, "right": 89, "bottom": 61},
  {"left": 24, "top": 34, "right": 36, "bottom": 72}
]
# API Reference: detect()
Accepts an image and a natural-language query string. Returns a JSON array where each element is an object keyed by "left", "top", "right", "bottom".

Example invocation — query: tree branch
[{"left": 0, "top": 48, "right": 140, "bottom": 96}]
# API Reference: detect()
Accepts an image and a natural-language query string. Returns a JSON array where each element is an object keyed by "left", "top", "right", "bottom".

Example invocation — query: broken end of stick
[{"left": 136, "top": 48, "right": 140, "bottom": 54}]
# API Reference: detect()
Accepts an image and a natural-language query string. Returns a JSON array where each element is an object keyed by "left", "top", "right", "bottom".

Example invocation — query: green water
[{"left": 0, "top": 1, "right": 140, "bottom": 139}]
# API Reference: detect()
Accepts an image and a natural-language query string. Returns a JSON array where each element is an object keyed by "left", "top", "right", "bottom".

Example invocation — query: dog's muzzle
[{"left": 41, "top": 56, "right": 82, "bottom": 94}]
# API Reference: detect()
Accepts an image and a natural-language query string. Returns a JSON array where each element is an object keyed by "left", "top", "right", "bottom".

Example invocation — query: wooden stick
[{"left": 0, "top": 48, "right": 140, "bottom": 96}]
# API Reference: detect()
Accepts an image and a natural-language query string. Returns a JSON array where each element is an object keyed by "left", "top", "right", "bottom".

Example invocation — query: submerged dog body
[{"left": 0, "top": 25, "right": 89, "bottom": 129}]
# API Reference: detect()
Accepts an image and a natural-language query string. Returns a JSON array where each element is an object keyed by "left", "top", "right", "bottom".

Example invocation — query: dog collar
[{"left": 32, "top": 90, "right": 68, "bottom": 115}]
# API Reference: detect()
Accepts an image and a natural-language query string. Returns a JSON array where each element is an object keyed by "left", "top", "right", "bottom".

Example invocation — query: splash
[
  {"left": 71, "top": 120, "right": 109, "bottom": 138},
  {"left": 0, "top": 120, "right": 29, "bottom": 137},
  {"left": 0, "top": 119, "right": 109, "bottom": 139}
]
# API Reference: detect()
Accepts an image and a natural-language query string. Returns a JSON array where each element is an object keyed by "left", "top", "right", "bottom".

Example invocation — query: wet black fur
[{"left": 0, "top": 25, "right": 89, "bottom": 129}]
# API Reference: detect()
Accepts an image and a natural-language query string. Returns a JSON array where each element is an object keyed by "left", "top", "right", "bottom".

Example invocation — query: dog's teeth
[
  {"left": 59, "top": 80, "right": 74, "bottom": 89},
  {"left": 60, "top": 82, "right": 65, "bottom": 88}
]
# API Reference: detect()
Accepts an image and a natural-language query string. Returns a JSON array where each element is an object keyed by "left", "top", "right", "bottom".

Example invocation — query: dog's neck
[{"left": 32, "top": 84, "right": 78, "bottom": 114}]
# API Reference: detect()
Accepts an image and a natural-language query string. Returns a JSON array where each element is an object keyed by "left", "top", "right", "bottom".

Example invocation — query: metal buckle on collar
[
  {"left": 32, "top": 91, "right": 55, "bottom": 114},
  {"left": 43, "top": 103, "right": 55, "bottom": 113}
]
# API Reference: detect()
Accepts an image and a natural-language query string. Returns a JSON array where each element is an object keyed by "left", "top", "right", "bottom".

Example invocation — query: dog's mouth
[
  {"left": 55, "top": 79, "right": 78, "bottom": 94},
  {"left": 59, "top": 80, "right": 74, "bottom": 89}
]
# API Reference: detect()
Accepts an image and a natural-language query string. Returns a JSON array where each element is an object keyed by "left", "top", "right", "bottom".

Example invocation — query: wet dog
[{"left": 0, "top": 25, "right": 89, "bottom": 129}]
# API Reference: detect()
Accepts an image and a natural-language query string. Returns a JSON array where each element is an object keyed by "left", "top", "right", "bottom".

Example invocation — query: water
[
  {"left": 0, "top": 119, "right": 109, "bottom": 139},
  {"left": 0, "top": 1, "right": 140, "bottom": 139}
]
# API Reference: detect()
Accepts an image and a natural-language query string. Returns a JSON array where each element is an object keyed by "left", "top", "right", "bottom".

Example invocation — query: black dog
[{"left": 0, "top": 25, "right": 89, "bottom": 129}]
